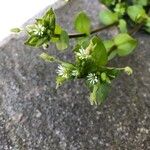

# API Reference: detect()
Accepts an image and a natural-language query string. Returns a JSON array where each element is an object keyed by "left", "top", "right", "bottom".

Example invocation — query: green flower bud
[{"left": 124, "top": 66, "right": 133, "bottom": 75}]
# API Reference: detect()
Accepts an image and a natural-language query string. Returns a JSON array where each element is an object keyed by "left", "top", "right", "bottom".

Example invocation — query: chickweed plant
[{"left": 12, "top": 0, "right": 150, "bottom": 105}]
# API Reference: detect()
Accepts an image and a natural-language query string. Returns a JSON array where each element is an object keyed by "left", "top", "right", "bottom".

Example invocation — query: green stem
[
  {"left": 100, "top": 66, "right": 125, "bottom": 71},
  {"left": 69, "top": 22, "right": 118, "bottom": 38},
  {"left": 54, "top": 22, "right": 118, "bottom": 38},
  {"left": 129, "top": 21, "right": 146, "bottom": 35},
  {"left": 54, "top": 58, "right": 64, "bottom": 64}
]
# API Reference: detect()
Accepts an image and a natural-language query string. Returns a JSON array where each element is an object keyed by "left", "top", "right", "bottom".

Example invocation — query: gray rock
[{"left": 0, "top": 0, "right": 150, "bottom": 149}]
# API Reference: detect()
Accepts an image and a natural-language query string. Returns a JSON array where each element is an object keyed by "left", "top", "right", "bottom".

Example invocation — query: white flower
[
  {"left": 87, "top": 73, "right": 98, "bottom": 85},
  {"left": 56, "top": 65, "right": 68, "bottom": 78},
  {"left": 71, "top": 69, "right": 79, "bottom": 77},
  {"left": 32, "top": 24, "right": 45, "bottom": 36},
  {"left": 75, "top": 46, "right": 90, "bottom": 60}
]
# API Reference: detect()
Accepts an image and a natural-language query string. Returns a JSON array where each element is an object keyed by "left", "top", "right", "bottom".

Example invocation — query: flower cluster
[
  {"left": 16, "top": 4, "right": 144, "bottom": 105},
  {"left": 75, "top": 46, "right": 90, "bottom": 60},
  {"left": 87, "top": 73, "right": 98, "bottom": 85},
  {"left": 56, "top": 64, "right": 79, "bottom": 79},
  {"left": 56, "top": 65, "right": 68, "bottom": 79},
  {"left": 32, "top": 24, "right": 46, "bottom": 36}
]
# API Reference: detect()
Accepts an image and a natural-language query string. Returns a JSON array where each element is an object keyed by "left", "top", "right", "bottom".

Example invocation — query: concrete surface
[{"left": 0, "top": 0, "right": 150, "bottom": 149}]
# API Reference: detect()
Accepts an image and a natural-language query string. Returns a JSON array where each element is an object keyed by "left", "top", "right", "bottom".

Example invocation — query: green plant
[{"left": 12, "top": 0, "right": 150, "bottom": 105}]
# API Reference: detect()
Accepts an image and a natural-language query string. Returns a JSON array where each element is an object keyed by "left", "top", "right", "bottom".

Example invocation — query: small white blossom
[
  {"left": 42, "top": 43, "right": 49, "bottom": 50},
  {"left": 32, "top": 24, "right": 45, "bottom": 36},
  {"left": 75, "top": 46, "right": 90, "bottom": 60},
  {"left": 56, "top": 65, "right": 68, "bottom": 78},
  {"left": 87, "top": 73, "right": 98, "bottom": 85},
  {"left": 71, "top": 69, "right": 79, "bottom": 77}
]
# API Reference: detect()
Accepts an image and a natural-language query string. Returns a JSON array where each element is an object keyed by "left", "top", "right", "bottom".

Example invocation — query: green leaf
[
  {"left": 133, "top": 0, "right": 148, "bottom": 6},
  {"left": 96, "top": 83, "right": 111, "bottom": 104},
  {"left": 74, "top": 11, "right": 91, "bottom": 34},
  {"left": 54, "top": 24, "right": 62, "bottom": 34},
  {"left": 127, "top": 5, "right": 146, "bottom": 23},
  {"left": 56, "top": 76, "right": 66, "bottom": 88},
  {"left": 76, "top": 37, "right": 90, "bottom": 46},
  {"left": 61, "top": 62, "right": 75, "bottom": 70},
  {"left": 103, "top": 40, "right": 114, "bottom": 52},
  {"left": 43, "top": 8, "right": 55, "bottom": 31},
  {"left": 40, "top": 53, "right": 55, "bottom": 62},
  {"left": 100, "top": 0, "right": 116, "bottom": 6},
  {"left": 106, "top": 68, "right": 122, "bottom": 79},
  {"left": 118, "top": 19, "right": 127, "bottom": 33},
  {"left": 11, "top": 28, "right": 21, "bottom": 33},
  {"left": 99, "top": 10, "right": 118, "bottom": 25},
  {"left": 91, "top": 36, "right": 108, "bottom": 66},
  {"left": 51, "top": 24, "right": 62, "bottom": 43},
  {"left": 90, "top": 83, "right": 111, "bottom": 105},
  {"left": 25, "top": 36, "right": 48, "bottom": 47},
  {"left": 56, "top": 30, "right": 69, "bottom": 50},
  {"left": 108, "top": 50, "right": 117, "bottom": 60},
  {"left": 114, "top": 33, "right": 137, "bottom": 56},
  {"left": 144, "top": 17, "right": 150, "bottom": 33}
]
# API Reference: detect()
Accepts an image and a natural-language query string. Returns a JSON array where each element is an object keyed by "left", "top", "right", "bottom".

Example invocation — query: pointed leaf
[
  {"left": 96, "top": 83, "right": 111, "bottom": 104},
  {"left": 11, "top": 28, "right": 21, "bottom": 33},
  {"left": 99, "top": 10, "right": 118, "bottom": 25},
  {"left": 43, "top": 8, "right": 55, "bottom": 31},
  {"left": 91, "top": 36, "right": 108, "bottom": 66},
  {"left": 25, "top": 36, "right": 48, "bottom": 47},
  {"left": 114, "top": 33, "right": 137, "bottom": 56},
  {"left": 74, "top": 11, "right": 91, "bottom": 34},
  {"left": 127, "top": 5, "right": 146, "bottom": 23},
  {"left": 118, "top": 19, "right": 127, "bottom": 33}
]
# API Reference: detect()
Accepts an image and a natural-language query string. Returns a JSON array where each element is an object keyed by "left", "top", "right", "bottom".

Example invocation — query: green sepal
[
  {"left": 40, "top": 53, "right": 55, "bottom": 62},
  {"left": 56, "top": 76, "right": 66, "bottom": 89},
  {"left": 132, "top": 0, "right": 148, "bottom": 6},
  {"left": 25, "top": 36, "right": 48, "bottom": 47}
]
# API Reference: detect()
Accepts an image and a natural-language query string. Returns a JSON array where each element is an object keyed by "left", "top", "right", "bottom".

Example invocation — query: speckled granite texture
[{"left": 0, "top": 0, "right": 150, "bottom": 149}]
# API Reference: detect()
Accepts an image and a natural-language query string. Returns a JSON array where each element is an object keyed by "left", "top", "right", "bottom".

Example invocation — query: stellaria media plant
[{"left": 11, "top": 0, "right": 150, "bottom": 105}]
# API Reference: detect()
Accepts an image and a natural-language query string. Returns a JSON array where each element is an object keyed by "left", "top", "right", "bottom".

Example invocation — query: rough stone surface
[{"left": 0, "top": 0, "right": 150, "bottom": 149}]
